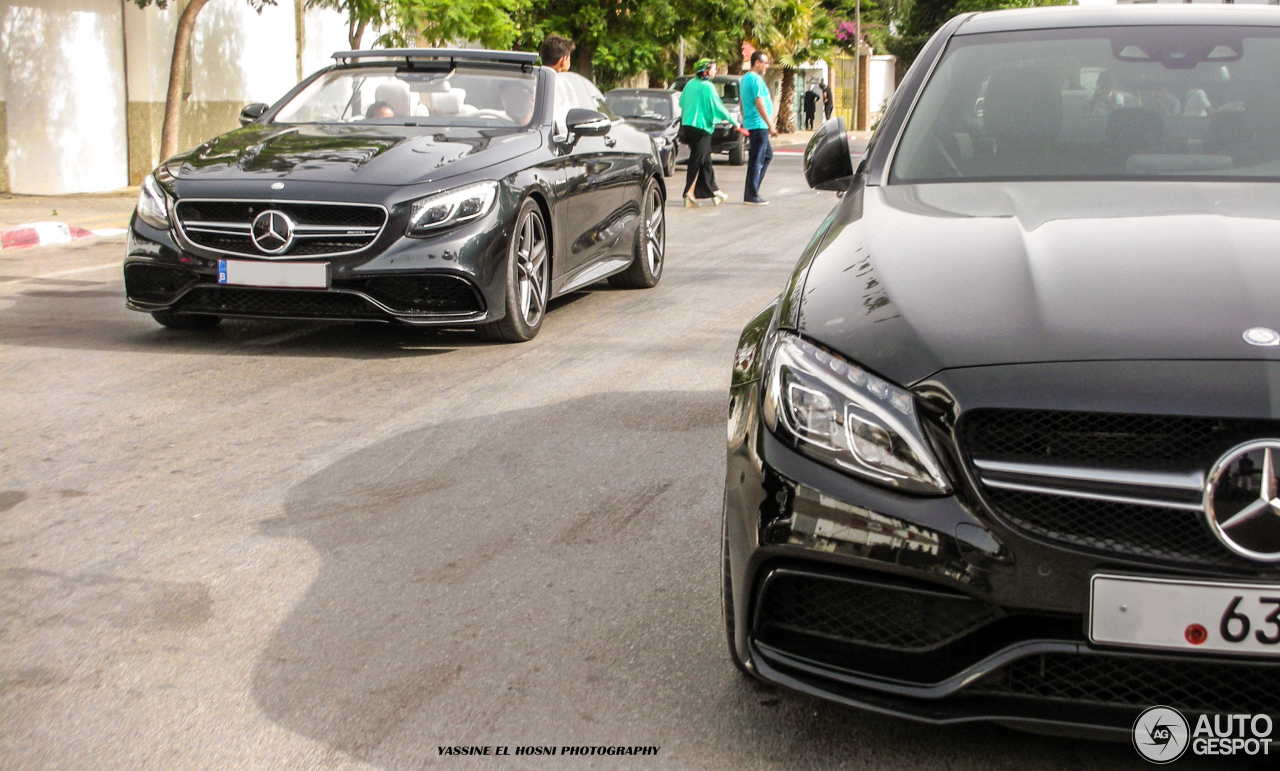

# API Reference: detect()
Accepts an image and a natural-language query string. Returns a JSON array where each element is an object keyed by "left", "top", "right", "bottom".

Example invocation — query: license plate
[
  {"left": 218, "top": 259, "right": 327, "bottom": 289},
  {"left": 1091, "top": 574, "right": 1280, "bottom": 656}
]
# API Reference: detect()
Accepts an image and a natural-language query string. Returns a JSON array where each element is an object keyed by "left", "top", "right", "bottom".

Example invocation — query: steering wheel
[{"left": 475, "top": 109, "right": 515, "bottom": 123}]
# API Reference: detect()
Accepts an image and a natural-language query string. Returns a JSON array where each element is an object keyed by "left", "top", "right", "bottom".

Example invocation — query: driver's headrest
[
  {"left": 983, "top": 67, "right": 1063, "bottom": 140},
  {"left": 428, "top": 89, "right": 467, "bottom": 116},
  {"left": 374, "top": 82, "right": 411, "bottom": 117}
]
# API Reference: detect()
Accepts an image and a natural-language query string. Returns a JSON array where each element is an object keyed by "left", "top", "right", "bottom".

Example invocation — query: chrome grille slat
[{"left": 173, "top": 198, "right": 388, "bottom": 258}]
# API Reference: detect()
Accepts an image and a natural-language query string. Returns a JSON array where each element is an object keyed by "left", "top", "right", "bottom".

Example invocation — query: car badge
[
  {"left": 250, "top": 209, "right": 295, "bottom": 254},
  {"left": 271, "top": 182, "right": 285, "bottom": 190},
  {"left": 1204, "top": 440, "right": 1280, "bottom": 562},
  {"left": 1243, "top": 327, "right": 1280, "bottom": 347}
]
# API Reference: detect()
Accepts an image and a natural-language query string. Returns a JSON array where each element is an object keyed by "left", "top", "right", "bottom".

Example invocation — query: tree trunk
[
  {"left": 778, "top": 67, "right": 796, "bottom": 133},
  {"left": 571, "top": 39, "right": 595, "bottom": 82},
  {"left": 349, "top": 18, "right": 368, "bottom": 49},
  {"left": 160, "top": 0, "right": 212, "bottom": 162}
]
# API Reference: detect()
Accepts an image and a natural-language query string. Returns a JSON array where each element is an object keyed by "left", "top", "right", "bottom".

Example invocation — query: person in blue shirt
[{"left": 740, "top": 50, "right": 778, "bottom": 205}]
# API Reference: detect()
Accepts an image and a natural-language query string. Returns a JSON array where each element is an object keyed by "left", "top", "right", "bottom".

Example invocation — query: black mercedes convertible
[{"left": 125, "top": 49, "right": 666, "bottom": 342}]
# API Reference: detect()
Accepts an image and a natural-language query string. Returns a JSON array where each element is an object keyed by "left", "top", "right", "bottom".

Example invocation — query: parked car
[
  {"left": 723, "top": 6, "right": 1280, "bottom": 741},
  {"left": 124, "top": 49, "right": 666, "bottom": 342},
  {"left": 671, "top": 74, "right": 746, "bottom": 165},
  {"left": 604, "top": 88, "right": 681, "bottom": 177}
]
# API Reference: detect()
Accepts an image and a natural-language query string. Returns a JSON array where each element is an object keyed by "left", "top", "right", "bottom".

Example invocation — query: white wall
[
  {"left": 869, "top": 55, "right": 896, "bottom": 119},
  {"left": 1, "top": 0, "right": 129, "bottom": 194}
]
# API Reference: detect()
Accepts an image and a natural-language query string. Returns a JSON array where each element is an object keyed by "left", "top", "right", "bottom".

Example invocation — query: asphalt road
[{"left": 0, "top": 156, "right": 1238, "bottom": 770}]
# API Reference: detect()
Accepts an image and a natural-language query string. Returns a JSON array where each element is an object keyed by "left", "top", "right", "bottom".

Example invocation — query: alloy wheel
[
  {"left": 644, "top": 185, "right": 665, "bottom": 278},
  {"left": 515, "top": 209, "right": 549, "bottom": 327}
]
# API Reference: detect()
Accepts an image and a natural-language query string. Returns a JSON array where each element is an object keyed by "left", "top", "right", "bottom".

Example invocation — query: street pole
[
  {"left": 854, "top": 0, "right": 861, "bottom": 131},
  {"left": 678, "top": 39, "right": 685, "bottom": 78}
]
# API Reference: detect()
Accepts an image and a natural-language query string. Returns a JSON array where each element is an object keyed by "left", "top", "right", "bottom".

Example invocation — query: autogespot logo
[{"left": 1133, "top": 706, "right": 1190, "bottom": 764}]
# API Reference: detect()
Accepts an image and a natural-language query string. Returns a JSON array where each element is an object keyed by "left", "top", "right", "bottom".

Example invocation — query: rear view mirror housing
[
  {"left": 804, "top": 116, "right": 854, "bottom": 192},
  {"left": 239, "top": 103, "right": 269, "bottom": 126},
  {"left": 566, "top": 108, "right": 612, "bottom": 137}
]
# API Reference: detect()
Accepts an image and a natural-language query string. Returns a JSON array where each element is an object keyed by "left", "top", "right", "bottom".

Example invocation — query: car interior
[{"left": 892, "top": 28, "right": 1280, "bottom": 182}]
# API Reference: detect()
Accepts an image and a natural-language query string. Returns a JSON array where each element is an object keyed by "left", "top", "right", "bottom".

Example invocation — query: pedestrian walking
[
  {"left": 740, "top": 50, "right": 777, "bottom": 206},
  {"left": 821, "top": 80, "right": 834, "bottom": 121},
  {"left": 803, "top": 83, "right": 819, "bottom": 130},
  {"left": 678, "top": 59, "right": 744, "bottom": 207}
]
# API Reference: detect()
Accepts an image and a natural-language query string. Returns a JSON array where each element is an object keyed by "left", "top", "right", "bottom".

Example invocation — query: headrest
[
  {"left": 374, "top": 82, "right": 411, "bottom": 117},
  {"left": 429, "top": 89, "right": 467, "bottom": 116},
  {"left": 983, "top": 67, "right": 1062, "bottom": 140}
]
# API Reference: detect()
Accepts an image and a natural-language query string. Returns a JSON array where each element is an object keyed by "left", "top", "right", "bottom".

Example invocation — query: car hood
[
  {"left": 795, "top": 180, "right": 1280, "bottom": 387},
  {"left": 621, "top": 117, "right": 674, "bottom": 135},
  {"left": 165, "top": 123, "right": 542, "bottom": 186}
]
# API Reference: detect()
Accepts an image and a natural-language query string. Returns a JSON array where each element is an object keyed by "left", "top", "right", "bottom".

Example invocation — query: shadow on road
[
  {"left": 0, "top": 283, "right": 599, "bottom": 360},
  {"left": 249, "top": 391, "right": 1167, "bottom": 771}
]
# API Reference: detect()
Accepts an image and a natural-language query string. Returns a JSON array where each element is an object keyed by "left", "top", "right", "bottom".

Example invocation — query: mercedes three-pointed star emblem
[
  {"left": 1205, "top": 440, "right": 1280, "bottom": 562},
  {"left": 251, "top": 209, "right": 294, "bottom": 254}
]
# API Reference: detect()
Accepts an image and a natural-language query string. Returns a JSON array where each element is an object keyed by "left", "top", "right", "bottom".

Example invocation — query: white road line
[{"left": 0, "top": 261, "right": 122, "bottom": 287}]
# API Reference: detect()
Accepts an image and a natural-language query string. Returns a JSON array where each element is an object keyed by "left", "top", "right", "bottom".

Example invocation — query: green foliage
[
  {"left": 883, "top": 0, "right": 1075, "bottom": 71},
  {"left": 379, "top": 0, "right": 530, "bottom": 49},
  {"left": 131, "top": 0, "right": 275, "bottom": 10}
]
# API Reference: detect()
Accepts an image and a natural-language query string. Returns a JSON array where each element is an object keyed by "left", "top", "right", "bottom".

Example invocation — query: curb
[{"left": 1, "top": 222, "right": 127, "bottom": 250}]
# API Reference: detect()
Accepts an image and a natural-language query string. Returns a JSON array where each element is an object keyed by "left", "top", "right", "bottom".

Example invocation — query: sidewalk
[{"left": 0, "top": 188, "right": 138, "bottom": 248}]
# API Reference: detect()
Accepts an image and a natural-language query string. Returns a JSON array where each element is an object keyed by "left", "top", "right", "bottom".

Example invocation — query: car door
[{"left": 554, "top": 73, "right": 628, "bottom": 284}]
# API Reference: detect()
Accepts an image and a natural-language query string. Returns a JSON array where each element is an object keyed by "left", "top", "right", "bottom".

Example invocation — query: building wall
[
  {"left": 0, "top": 0, "right": 352, "bottom": 194},
  {"left": 1, "top": 0, "right": 130, "bottom": 195},
  {"left": 868, "top": 55, "right": 896, "bottom": 126}
]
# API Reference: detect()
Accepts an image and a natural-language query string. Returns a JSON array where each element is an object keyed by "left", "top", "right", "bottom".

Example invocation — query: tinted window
[
  {"left": 891, "top": 26, "right": 1280, "bottom": 182},
  {"left": 605, "top": 93, "right": 673, "bottom": 120}
]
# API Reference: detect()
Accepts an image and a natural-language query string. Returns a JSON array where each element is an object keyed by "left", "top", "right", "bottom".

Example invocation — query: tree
[
  {"left": 766, "top": 0, "right": 834, "bottom": 132},
  {"left": 305, "top": 0, "right": 385, "bottom": 48},
  {"left": 133, "top": 0, "right": 276, "bottom": 164},
  {"left": 378, "top": 0, "right": 530, "bottom": 49},
  {"left": 884, "top": 0, "right": 1072, "bottom": 73}
]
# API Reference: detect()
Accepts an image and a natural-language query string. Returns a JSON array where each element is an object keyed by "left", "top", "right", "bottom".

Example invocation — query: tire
[
  {"left": 608, "top": 179, "right": 664, "bottom": 290},
  {"left": 722, "top": 508, "right": 752, "bottom": 676},
  {"left": 663, "top": 146, "right": 676, "bottom": 177},
  {"left": 728, "top": 137, "right": 746, "bottom": 166},
  {"left": 151, "top": 311, "right": 221, "bottom": 330},
  {"left": 478, "top": 198, "right": 549, "bottom": 343}
]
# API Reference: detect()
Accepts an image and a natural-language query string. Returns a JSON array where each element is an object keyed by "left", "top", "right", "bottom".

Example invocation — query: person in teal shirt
[
  {"left": 679, "top": 59, "right": 743, "bottom": 206},
  {"left": 740, "top": 50, "right": 778, "bottom": 205}
]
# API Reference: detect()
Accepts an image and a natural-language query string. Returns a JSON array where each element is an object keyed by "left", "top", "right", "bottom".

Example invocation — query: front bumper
[
  {"left": 724, "top": 376, "right": 1280, "bottom": 738},
  {"left": 123, "top": 203, "right": 509, "bottom": 326}
]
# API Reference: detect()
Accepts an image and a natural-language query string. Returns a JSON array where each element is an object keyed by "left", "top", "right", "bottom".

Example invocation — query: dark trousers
[
  {"left": 681, "top": 125, "right": 717, "bottom": 199},
  {"left": 744, "top": 129, "right": 773, "bottom": 203},
  {"left": 804, "top": 107, "right": 815, "bottom": 130}
]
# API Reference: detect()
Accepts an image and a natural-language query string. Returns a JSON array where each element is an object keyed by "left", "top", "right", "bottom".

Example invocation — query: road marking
[{"left": 0, "top": 261, "right": 122, "bottom": 287}]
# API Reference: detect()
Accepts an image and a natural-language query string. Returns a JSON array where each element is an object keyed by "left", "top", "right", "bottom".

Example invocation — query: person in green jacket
[{"left": 679, "top": 59, "right": 744, "bottom": 206}]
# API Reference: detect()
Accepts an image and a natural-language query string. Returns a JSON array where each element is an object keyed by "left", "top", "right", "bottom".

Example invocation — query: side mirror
[
  {"left": 804, "top": 116, "right": 855, "bottom": 191},
  {"left": 239, "top": 103, "right": 268, "bottom": 126},
  {"left": 566, "top": 108, "right": 612, "bottom": 137}
]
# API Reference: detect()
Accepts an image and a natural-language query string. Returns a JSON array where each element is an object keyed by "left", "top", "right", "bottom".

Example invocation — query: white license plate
[
  {"left": 1091, "top": 574, "right": 1280, "bottom": 656},
  {"left": 218, "top": 259, "right": 327, "bottom": 289}
]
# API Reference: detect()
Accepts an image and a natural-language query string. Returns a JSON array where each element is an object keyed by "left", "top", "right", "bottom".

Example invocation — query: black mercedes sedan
[
  {"left": 125, "top": 49, "right": 666, "bottom": 342},
  {"left": 604, "top": 88, "right": 681, "bottom": 177},
  {"left": 724, "top": 6, "right": 1280, "bottom": 741}
]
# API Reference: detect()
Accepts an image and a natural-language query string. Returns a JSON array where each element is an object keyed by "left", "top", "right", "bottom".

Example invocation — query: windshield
[
  {"left": 674, "top": 77, "right": 740, "bottom": 103},
  {"left": 605, "top": 93, "right": 673, "bottom": 120},
  {"left": 272, "top": 66, "right": 540, "bottom": 128},
  {"left": 891, "top": 26, "right": 1280, "bottom": 183}
]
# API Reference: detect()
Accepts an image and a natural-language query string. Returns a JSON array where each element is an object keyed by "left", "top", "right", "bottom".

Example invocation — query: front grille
[
  {"left": 961, "top": 409, "right": 1280, "bottom": 569},
  {"left": 984, "top": 487, "right": 1245, "bottom": 567},
  {"left": 360, "top": 275, "right": 483, "bottom": 315},
  {"left": 972, "top": 651, "right": 1280, "bottom": 715},
  {"left": 961, "top": 409, "right": 1279, "bottom": 470},
  {"left": 124, "top": 264, "right": 200, "bottom": 303},
  {"left": 756, "top": 572, "right": 1002, "bottom": 652},
  {"left": 172, "top": 287, "right": 385, "bottom": 319},
  {"left": 174, "top": 200, "right": 386, "bottom": 257}
]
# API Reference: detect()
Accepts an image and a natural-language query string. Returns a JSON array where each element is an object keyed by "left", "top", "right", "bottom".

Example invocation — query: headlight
[
  {"left": 136, "top": 174, "right": 171, "bottom": 230},
  {"left": 405, "top": 181, "right": 499, "bottom": 237},
  {"left": 762, "top": 332, "right": 951, "bottom": 495}
]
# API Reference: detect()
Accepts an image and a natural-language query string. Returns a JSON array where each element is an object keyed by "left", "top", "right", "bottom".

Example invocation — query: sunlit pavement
[{"left": 0, "top": 156, "right": 1236, "bottom": 770}]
